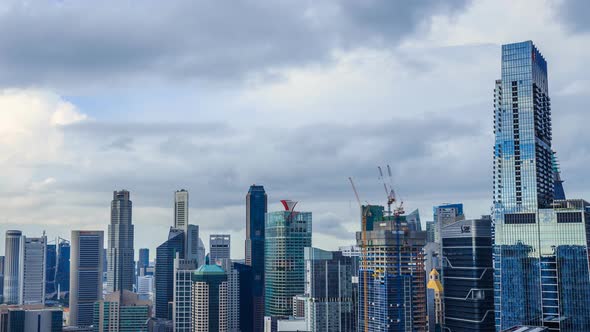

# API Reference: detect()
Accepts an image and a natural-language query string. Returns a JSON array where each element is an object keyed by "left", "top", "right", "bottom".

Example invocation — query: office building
[
  {"left": 0, "top": 306, "right": 63, "bottom": 332},
  {"left": 426, "top": 221, "right": 435, "bottom": 243},
  {"left": 185, "top": 224, "right": 201, "bottom": 266},
  {"left": 70, "top": 230, "right": 104, "bottom": 328},
  {"left": 442, "top": 216, "right": 494, "bottom": 331},
  {"left": 406, "top": 208, "right": 422, "bottom": 231},
  {"left": 46, "top": 244, "right": 57, "bottom": 299},
  {"left": 433, "top": 203, "right": 465, "bottom": 245},
  {"left": 3, "top": 230, "right": 22, "bottom": 304},
  {"left": 245, "top": 185, "right": 267, "bottom": 331},
  {"left": 174, "top": 189, "right": 189, "bottom": 229},
  {"left": 210, "top": 234, "right": 231, "bottom": 271},
  {"left": 19, "top": 235, "right": 47, "bottom": 305},
  {"left": 155, "top": 228, "right": 184, "bottom": 319},
  {"left": 191, "top": 265, "right": 228, "bottom": 332},
  {"left": 138, "top": 248, "right": 149, "bottom": 277},
  {"left": 173, "top": 257, "right": 197, "bottom": 332},
  {"left": 137, "top": 275, "right": 154, "bottom": 301},
  {"left": 301, "top": 247, "right": 354, "bottom": 332},
  {"left": 0, "top": 257, "right": 4, "bottom": 304},
  {"left": 264, "top": 200, "right": 312, "bottom": 317},
  {"left": 493, "top": 41, "right": 590, "bottom": 331},
  {"left": 233, "top": 262, "right": 253, "bottom": 332},
  {"left": 93, "top": 290, "right": 151, "bottom": 332},
  {"left": 356, "top": 206, "right": 428, "bottom": 331},
  {"left": 197, "top": 238, "right": 206, "bottom": 269},
  {"left": 55, "top": 239, "right": 70, "bottom": 294},
  {"left": 107, "top": 190, "right": 135, "bottom": 293},
  {"left": 227, "top": 267, "right": 240, "bottom": 332},
  {"left": 426, "top": 269, "right": 443, "bottom": 332}
]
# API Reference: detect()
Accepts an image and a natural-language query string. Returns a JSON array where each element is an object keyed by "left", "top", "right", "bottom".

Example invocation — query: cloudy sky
[{"left": 2, "top": 0, "right": 590, "bottom": 260}]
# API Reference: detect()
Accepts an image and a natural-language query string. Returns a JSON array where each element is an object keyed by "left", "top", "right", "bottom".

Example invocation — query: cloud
[
  {"left": 556, "top": 0, "right": 590, "bottom": 33},
  {"left": 0, "top": 0, "right": 471, "bottom": 88}
]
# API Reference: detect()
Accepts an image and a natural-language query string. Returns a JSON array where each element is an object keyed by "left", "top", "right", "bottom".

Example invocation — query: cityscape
[{"left": 2, "top": 1, "right": 590, "bottom": 332}]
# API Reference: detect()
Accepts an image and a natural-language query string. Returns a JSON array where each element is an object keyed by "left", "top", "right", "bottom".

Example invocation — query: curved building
[{"left": 3, "top": 230, "right": 21, "bottom": 304}]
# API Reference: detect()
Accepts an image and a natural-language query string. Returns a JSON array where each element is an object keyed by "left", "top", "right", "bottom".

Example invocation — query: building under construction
[{"left": 356, "top": 206, "right": 428, "bottom": 331}]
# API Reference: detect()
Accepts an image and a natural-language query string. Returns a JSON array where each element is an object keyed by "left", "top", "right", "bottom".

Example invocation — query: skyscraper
[
  {"left": 210, "top": 234, "right": 231, "bottom": 270},
  {"left": 245, "top": 185, "right": 267, "bottom": 331},
  {"left": 3, "top": 230, "right": 21, "bottom": 304},
  {"left": 175, "top": 189, "right": 189, "bottom": 229},
  {"left": 173, "top": 256, "right": 197, "bottom": 332},
  {"left": 70, "top": 230, "right": 104, "bottom": 328},
  {"left": 19, "top": 235, "right": 47, "bottom": 305},
  {"left": 426, "top": 269, "right": 443, "bottom": 332},
  {"left": 191, "top": 265, "right": 228, "bottom": 332},
  {"left": 264, "top": 200, "right": 312, "bottom": 317},
  {"left": 493, "top": 41, "right": 590, "bottom": 331},
  {"left": 107, "top": 190, "right": 135, "bottom": 293},
  {"left": 186, "top": 224, "right": 201, "bottom": 265},
  {"left": 55, "top": 239, "right": 70, "bottom": 294},
  {"left": 45, "top": 243, "right": 57, "bottom": 299},
  {"left": 233, "top": 262, "right": 253, "bottom": 332},
  {"left": 0, "top": 256, "right": 4, "bottom": 304},
  {"left": 441, "top": 216, "right": 495, "bottom": 331},
  {"left": 155, "top": 228, "right": 184, "bottom": 319},
  {"left": 301, "top": 247, "right": 355, "bottom": 332},
  {"left": 357, "top": 205, "right": 428, "bottom": 331},
  {"left": 138, "top": 248, "right": 149, "bottom": 274}
]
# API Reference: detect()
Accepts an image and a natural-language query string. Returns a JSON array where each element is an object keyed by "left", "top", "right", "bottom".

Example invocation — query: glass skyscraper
[
  {"left": 245, "top": 185, "right": 267, "bottom": 332},
  {"left": 107, "top": 190, "right": 135, "bottom": 293},
  {"left": 264, "top": 200, "right": 312, "bottom": 317},
  {"left": 493, "top": 41, "right": 590, "bottom": 331},
  {"left": 155, "top": 228, "right": 185, "bottom": 320}
]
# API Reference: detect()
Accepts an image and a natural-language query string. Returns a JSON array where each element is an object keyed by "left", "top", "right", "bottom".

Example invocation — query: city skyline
[{"left": 2, "top": 1, "right": 590, "bottom": 263}]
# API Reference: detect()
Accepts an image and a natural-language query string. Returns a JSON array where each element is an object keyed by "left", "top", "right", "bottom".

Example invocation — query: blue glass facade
[
  {"left": 55, "top": 240, "right": 70, "bottom": 293},
  {"left": 493, "top": 41, "right": 590, "bottom": 331},
  {"left": 155, "top": 228, "right": 184, "bottom": 319},
  {"left": 45, "top": 244, "right": 56, "bottom": 297},
  {"left": 264, "top": 208, "right": 312, "bottom": 317},
  {"left": 245, "top": 185, "right": 267, "bottom": 331}
]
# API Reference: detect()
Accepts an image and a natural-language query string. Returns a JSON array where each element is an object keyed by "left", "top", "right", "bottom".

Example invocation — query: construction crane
[{"left": 348, "top": 177, "right": 369, "bottom": 332}]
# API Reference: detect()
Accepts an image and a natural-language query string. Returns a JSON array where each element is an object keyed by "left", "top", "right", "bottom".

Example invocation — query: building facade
[
  {"left": 46, "top": 244, "right": 57, "bottom": 299},
  {"left": 174, "top": 189, "right": 189, "bottom": 229},
  {"left": 426, "top": 269, "right": 443, "bottom": 332},
  {"left": 155, "top": 228, "right": 184, "bottom": 319},
  {"left": 356, "top": 206, "right": 428, "bottom": 331},
  {"left": 0, "top": 306, "right": 62, "bottom": 332},
  {"left": 442, "top": 217, "right": 495, "bottom": 331},
  {"left": 173, "top": 257, "right": 197, "bottom": 332},
  {"left": 493, "top": 41, "right": 590, "bottom": 331},
  {"left": 107, "top": 190, "right": 135, "bottom": 293},
  {"left": 191, "top": 265, "right": 228, "bottom": 332},
  {"left": 19, "top": 235, "right": 47, "bottom": 305},
  {"left": 302, "top": 247, "right": 355, "bottom": 332},
  {"left": 3, "top": 231, "right": 22, "bottom": 305},
  {"left": 264, "top": 200, "right": 312, "bottom": 317},
  {"left": 93, "top": 290, "right": 150, "bottom": 332},
  {"left": 70, "top": 230, "right": 104, "bottom": 328},
  {"left": 55, "top": 239, "right": 70, "bottom": 294},
  {"left": 209, "top": 234, "right": 231, "bottom": 271},
  {"left": 245, "top": 185, "right": 267, "bottom": 332}
]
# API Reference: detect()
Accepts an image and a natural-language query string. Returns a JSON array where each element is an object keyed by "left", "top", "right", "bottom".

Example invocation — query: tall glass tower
[
  {"left": 264, "top": 200, "right": 312, "bottom": 317},
  {"left": 107, "top": 190, "right": 135, "bottom": 293},
  {"left": 245, "top": 185, "right": 267, "bottom": 332},
  {"left": 493, "top": 41, "right": 590, "bottom": 331}
]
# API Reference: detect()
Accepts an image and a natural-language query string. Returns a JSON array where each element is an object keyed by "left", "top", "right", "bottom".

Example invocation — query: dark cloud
[
  {"left": 0, "top": 0, "right": 471, "bottom": 88},
  {"left": 556, "top": 0, "right": 590, "bottom": 32}
]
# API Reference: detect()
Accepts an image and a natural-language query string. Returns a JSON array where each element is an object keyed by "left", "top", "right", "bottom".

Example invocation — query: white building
[{"left": 19, "top": 235, "right": 46, "bottom": 305}]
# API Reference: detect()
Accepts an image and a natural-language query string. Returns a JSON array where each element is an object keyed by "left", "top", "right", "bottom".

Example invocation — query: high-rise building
[
  {"left": 426, "top": 269, "right": 443, "bottom": 332},
  {"left": 19, "top": 235, "right": 47, "bottom": 305},
  {"left": 233, "top": 262, "right": 253, "bottom": 332},
  {"left": 173, "top": 257, "right": 197, "bottom": 332},
  {"left": 138, "top": 248, "right": 149, "bottom": 276},
  {"left": 425, "top": 221, "right": 436, "bottom": 243},
  {"left": 186, "top": 224, "right": 201, "bottom": 265},
  {"left": 441, "top": 216, "right": 494, "bottom": 331},
  {"left": 552, "top": 151, "right": 566, "bottom": 200},
  {"left": 107, "top": 190, "right": 135, "bottom": 293},
  {"left": 137, "top": 275, "right": 154, "bottom": 301},
  {"left": 356, "top": 206, "right": 428, "bottom": 331},
  {"left": 493, "top": 41, "right": 590, "bottom": 331},
  {"left": 46, "top": 244, "right": 57, "bottom": 299},
  {"left": 174, "top": 189, "right": 189, "bottom": 229},
  {"left": 301, "top": 247, "right": 355, "bottom": 332},
  {"left": 55, "top": 239, "right": 70, "bottom": 294},
  {"left": 93, "top": 290, "right": 151, "bottom": 331},
  {"left": 155, "top": 228, "right": 184, "bottom": 319},
  {"left": 264, "top": 200, "right": 312, "bottom": 317},
  {"left": 210, "top": 234, "right": 231, "bottom": 270},
  {"left": 406, "top": 208, "right": 422, "bottom": 231},
  {"left": 3, "top": 230, "right": 22, "bottom": 305},
  {"left": 70, "top": 230, "right": 104, "bottom": 328},
  {"left": 191, "top": 265, "right": 228, "bottom": 332},
  {"left": 433, "top": 203, "right": 465, "bottom": 245},
  {"left": 227, "top": 267, "right": 240, "bottom": 332},
  {"left": 0, "top": 306, "right": 63, "bottom": 332},
  {"left": 245, "top": 185, "right": 267, "bottom": 332}
]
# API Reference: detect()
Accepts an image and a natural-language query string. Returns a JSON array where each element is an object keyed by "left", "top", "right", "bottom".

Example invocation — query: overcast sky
[{"left": 2, "top": 0, "right": 590, "bottom": 260}]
